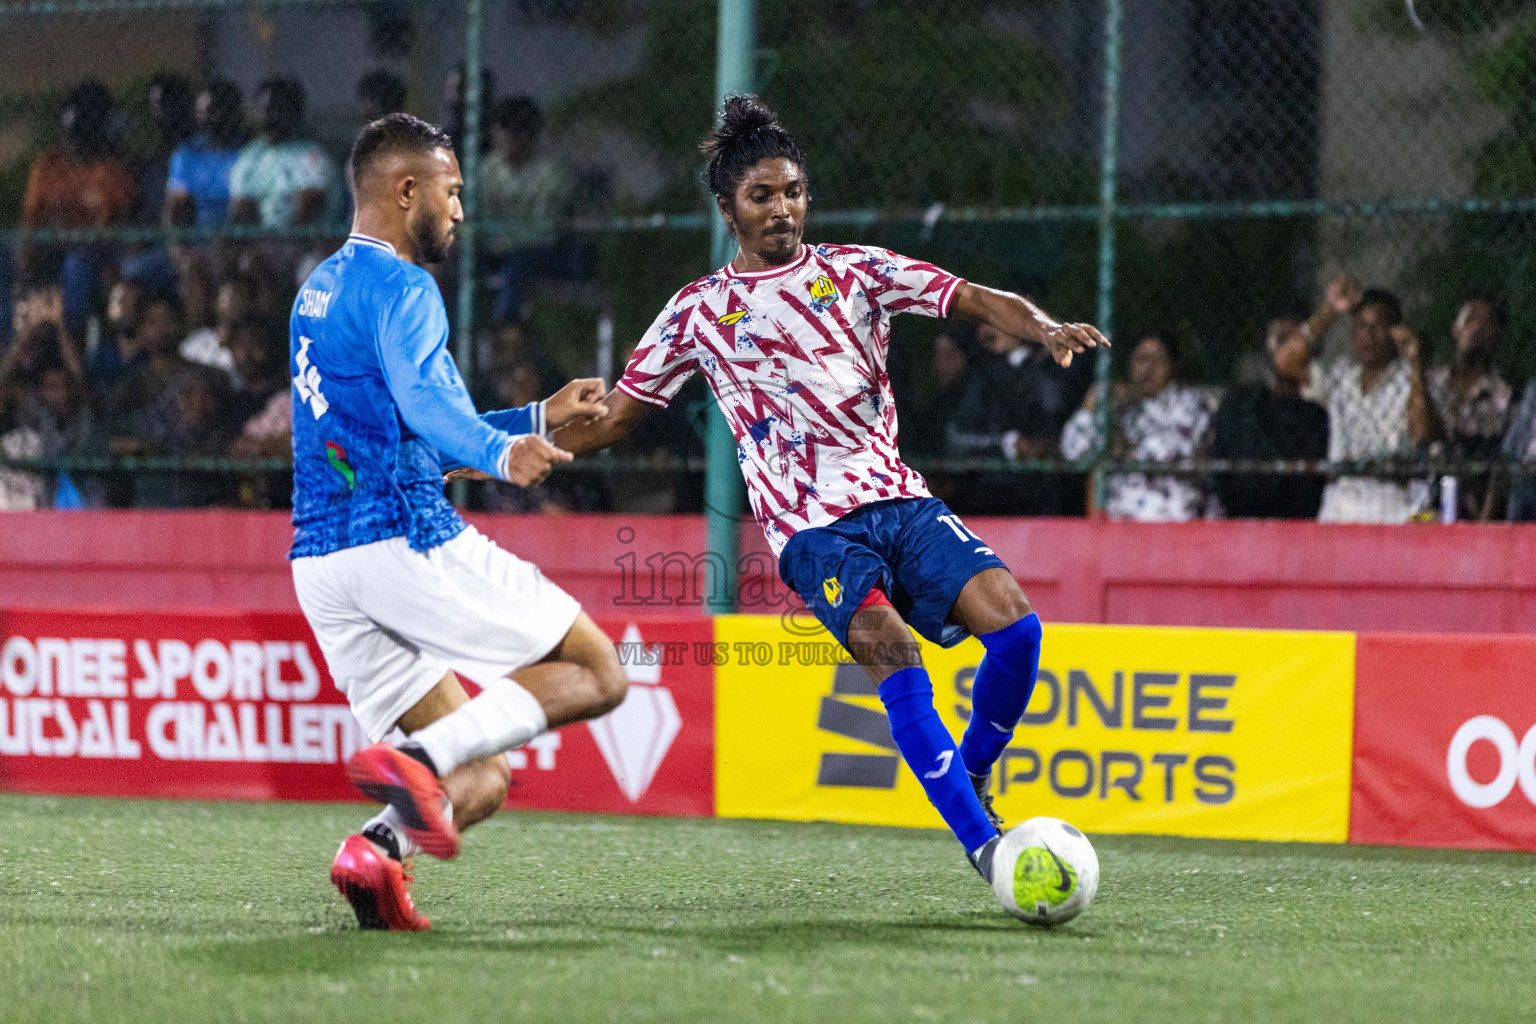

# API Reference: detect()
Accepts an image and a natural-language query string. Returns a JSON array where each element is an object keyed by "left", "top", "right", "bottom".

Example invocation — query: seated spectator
[
  {"left": 1212, "top": 318, "right": 1329, "bottom": 518},
  {"left": 16, "top": 362, "right": 108, "bottom": 508},
  {"left": 903, "top": 331, "right": 970, "bottom": 458},
  {"left": 229, "top": 78, "right": 338, "bottom": 228},
  {"left": 224, "top": 316, "right": 287, "bottom": 423},
  {"left": 1425, "top": 295, "right": 1513, "bottom": 520},
  {"left": 444, "top": 64, "right": 496, "bottom": 162},
  {"left": 0, "top": 384, "right": 45, "bottom": 510},
  {"left": 123, "top": 367, "right": 239, "bottom": 508},
  {"left": 1295, "top": 274, "right": 1361, "bottom": 400},
  {"left": 103, "top": 294, "right": 192, "bottom": 439},
  {"left": 1060, "top": 330, "right": 1214, "bottom": 521},
  {"left": 89, "top": 278, "right": 150, "bottom": 389},
  {"left": 165, "top": 80, "right": 247, "bottom": 228},
  {"left": 481, "top": 97, "right": 572, "bottom": 322},
  {"left": 138, "top": 75, "right": 195, "bottom": 227},
  {"left": 19, "top": 81, "right": 135, "bottom": 342},
  {"left": 1316, "top": 289, "right": 1438, "bottom": 523},
  {"left": 178, "top": 275, "right": 258, "bottom": 379},
  {"left": 5, "top": 283, "right": 86, "bottom": 386},
  {"left": 1503, "top": 383, "right": 1536, "bottom": 522}
]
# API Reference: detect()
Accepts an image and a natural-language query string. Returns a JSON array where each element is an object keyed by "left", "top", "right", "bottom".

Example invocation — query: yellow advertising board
[{"left": 715, "top": 616, "right": 1356, "bottom": 842}]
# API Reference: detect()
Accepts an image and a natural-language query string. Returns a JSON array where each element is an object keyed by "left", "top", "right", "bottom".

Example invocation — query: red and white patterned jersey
[{"left": 617, "top": 243, "right": 966, "bottom": 554}]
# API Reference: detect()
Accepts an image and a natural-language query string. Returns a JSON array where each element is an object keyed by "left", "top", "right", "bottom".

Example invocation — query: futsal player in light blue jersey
[{"left": 290, "top": 113, "right": 629, "bottom": 931}]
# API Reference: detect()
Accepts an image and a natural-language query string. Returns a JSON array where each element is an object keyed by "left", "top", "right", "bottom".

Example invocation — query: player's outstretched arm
[
  {"left": 549, "top": 387, "right": 652, "bottom": 457},
  {"left": 544, "top": 378, "right": 610, "bottom": 430},
  {"left": 950, "top": 282, "right": 1109, "bottom": 368}
]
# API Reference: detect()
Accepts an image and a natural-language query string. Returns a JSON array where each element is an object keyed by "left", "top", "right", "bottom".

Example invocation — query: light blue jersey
[{"left": 288, "top": 233, "right": 542, "bottom": 558}]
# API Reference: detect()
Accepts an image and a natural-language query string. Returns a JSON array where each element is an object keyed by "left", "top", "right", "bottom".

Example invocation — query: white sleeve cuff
[{"left": 535, "top": 399, "right": 548, "bottom": 439}]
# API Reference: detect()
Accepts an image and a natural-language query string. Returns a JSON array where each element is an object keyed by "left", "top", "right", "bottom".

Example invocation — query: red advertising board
[
  {"left": 1350, "top": 632, "right": 1536, "bottom": 851},
  {"left": 0, "top": 609, "right": 714, "bottom": 817}
]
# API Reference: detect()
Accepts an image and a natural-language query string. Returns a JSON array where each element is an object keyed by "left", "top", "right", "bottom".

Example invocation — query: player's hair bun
[
  {"left": 703, "top": 95, "right": 782, "bottom": 156},
  {"left": 700, "top": 93, "right": 807, "bottom": 203}
]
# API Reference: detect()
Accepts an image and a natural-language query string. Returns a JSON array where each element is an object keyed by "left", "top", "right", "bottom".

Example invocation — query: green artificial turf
[{"left": 1, "top": 793, "right": 1532, "bottom": 1023}]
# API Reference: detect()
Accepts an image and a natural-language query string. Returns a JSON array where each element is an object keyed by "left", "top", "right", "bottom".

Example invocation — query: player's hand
[
  {"left": 545, "top": 378, "right": 609, "bottom": 429},
  {"left": 1390, "top": 324, "right": 1422, "bottom": 364},
  {"left": 1040, "top": 322, "right": 1109, "bottom": 368},
  {"left": 1326, "top": 275, "right": 1362, "bottom": 314},
  {"left": 502, "top": 435, "right": 572, "bottom": 488}
]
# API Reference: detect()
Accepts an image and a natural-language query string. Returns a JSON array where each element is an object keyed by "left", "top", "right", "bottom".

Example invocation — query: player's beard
[
  {"left": 759, "top": 224, "right": 801, "bottom": 265},
  {"left": 413, "top": 212, "right": 454, "bottom": 265}
]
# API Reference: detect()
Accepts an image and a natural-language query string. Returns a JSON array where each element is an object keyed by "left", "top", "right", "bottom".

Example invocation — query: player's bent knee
[{"left": 590, "top": 664, "right": 629, "bottom": 716}]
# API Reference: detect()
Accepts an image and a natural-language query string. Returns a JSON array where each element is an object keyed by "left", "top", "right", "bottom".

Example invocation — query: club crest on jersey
[
  {"left": 716, "top": 310, "right": 749, "bottom": 327},
  {"left": 823, "top": 576, "right": 844, "bottom": 607},
  {"left": 809, "top": 275, "right": 838, "bottom": 312},
  {"left": 325, "top": 441, "right": 356, "bottom": 489}
]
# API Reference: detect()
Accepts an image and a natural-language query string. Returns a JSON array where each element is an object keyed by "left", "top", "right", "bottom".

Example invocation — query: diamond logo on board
[{"left": 588, "top": 624, "right": 681, "bottom": 802}]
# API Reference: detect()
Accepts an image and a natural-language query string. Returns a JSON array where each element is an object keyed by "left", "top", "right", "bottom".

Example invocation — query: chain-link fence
[{"left": 1, "top": 0, "right": 1534, "bottom": 524}]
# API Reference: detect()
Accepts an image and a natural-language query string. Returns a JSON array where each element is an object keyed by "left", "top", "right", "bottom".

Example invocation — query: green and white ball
[{"left": 991, "top": 817, "right": 1099, "bottom": 926}]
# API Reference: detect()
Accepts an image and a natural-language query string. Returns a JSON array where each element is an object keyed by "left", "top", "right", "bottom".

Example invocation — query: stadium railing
[{"left": 1, "top": 0, "right": 1534, "bottom": 531}]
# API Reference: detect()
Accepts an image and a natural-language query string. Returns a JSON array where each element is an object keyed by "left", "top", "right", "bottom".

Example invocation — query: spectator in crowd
[
  {"left": 1060, "top": 330, "right": 1214, "bottom": 521},
  {"left": 127, "top": 367, "right": 239, "bottom": 508},
  {"left": 178, "top": 275, "right": 258, "bottom": 379},
  {"left": 444, "top": 64, "right": 495, "bottom": 161},
  {"left": 1316, "top": 288, "right": 1438, "bottom": 523},
  {"left": 945, "top": 322, "right": 1093, "bottom": 514},
  {"left": 356, "top": 70, "right": 407, "bottom": 124},
  {"left": 903, "top": 331, "right": 970, "bottom": 458},
  {"left": 1501, "top": 382, "right": 1536, "bottom": 522},
  {"left": 0, "top": 384, "right": 45, "bottom": 510},
  {"left": 19, "top": 81, "right": 135, "bottom": 342},
  {"left": 1212, "top": 318, "right": 1329, "bottom": 518},
  {"left": 481, "top": 96, "right": 572, "bottom": 322},
  {"left": 5, "top": 283, "right": 85, "bottom": 387},
  {"left": 228, "top": 78, "right": 338, "bottom": 228},
  {"left": 223, "top": 316, "right": 286, "bottom": 424},
  {"left": 89, "top": 278, "right": 149, "bottom": 389},
  {"left": 103, "top": 293, "right": 191, "bottom": 438},
  {"left": 138, "top": 75, "right": 195, "bottom": 226},
  {"left": 1424, "top": 294, "right": 1513, "bottom": 520},
  {"left": 165, "top": 80, "right": 247, "bottom": 228}
]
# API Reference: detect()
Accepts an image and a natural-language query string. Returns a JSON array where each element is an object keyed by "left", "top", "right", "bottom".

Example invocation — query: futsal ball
[{"left": 991, "top": 817, "right": 1099, "bottom": 926}]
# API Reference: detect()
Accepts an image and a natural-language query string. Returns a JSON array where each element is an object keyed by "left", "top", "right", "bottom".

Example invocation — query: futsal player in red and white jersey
[{"left": 551, "top": 96, "right": 1107, "bottom": 891}]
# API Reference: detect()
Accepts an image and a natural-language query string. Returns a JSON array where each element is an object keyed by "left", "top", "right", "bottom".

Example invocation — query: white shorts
[{"left": 292, "top": 526, "right": 582, "bottom": 742}]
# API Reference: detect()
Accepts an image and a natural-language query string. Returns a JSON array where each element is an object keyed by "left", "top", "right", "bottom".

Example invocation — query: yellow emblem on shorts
[
  {"left": 716, "top": 310, "right": 749, "bottom": 326},
  {"left": 823, "top": 577, "right": 844, "bottom": 607},
  {"left": 809, "top": 275, "right": 837, "bottom": 310}
]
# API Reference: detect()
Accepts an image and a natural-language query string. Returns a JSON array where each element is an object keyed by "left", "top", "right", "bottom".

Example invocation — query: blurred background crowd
[{"left": 0, "top": 0, "right": 1533, "bottom": 525}]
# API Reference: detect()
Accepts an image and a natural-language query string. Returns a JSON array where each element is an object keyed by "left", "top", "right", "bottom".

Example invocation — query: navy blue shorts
[{"left": 777, "top": 497, "right": 1010, "bottom": 651}]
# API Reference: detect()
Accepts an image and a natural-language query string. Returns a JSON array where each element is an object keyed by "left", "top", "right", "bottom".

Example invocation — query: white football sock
[
  {"left": 410, "top": 681, "right": 547, "bottom": 777},
  {"left": 363, "top": 805, "right": 423, "bottom": 859}
]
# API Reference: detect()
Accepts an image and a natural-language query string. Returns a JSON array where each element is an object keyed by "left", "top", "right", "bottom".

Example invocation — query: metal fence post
[
  {"left": 704, "top": 0, "right": 755, "bottom": 614},
  {"left": 1092, "top": 0, "right": 1122, "bottom": 513},
  {"left": 450, "top": 0, "right": 486, "bottom": 507}
]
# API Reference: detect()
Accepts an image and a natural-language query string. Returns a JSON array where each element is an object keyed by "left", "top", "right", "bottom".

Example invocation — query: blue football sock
[
  {"left": 958, "top": 613, "right": 1043, "bottom": 780},
  {"left": 879, "top": 666, "right": 998, "bottom": 854}
]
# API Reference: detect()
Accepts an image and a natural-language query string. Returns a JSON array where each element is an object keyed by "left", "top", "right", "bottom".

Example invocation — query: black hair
[
  {"left": 1464, "top": 291, "right": 1510, "bottom": 338},
  {"left": 202, "top": 79, "right": 244, "bottom": 124},
  {"left": 256, "top": 77, "right": 306, "bottom": 121},
  {"left": 1134, "top": 327, "right": 1180, "bottom": 364},
  {"left": 357, "top": 70, "right": 407, "bottom": 116},
  {"left": 141, "top": 291, "right": 185, "bottom": 322},
  {"left": 1357, "top": 287, "right": 1402, "bottom": 325},
  {"left": 61, "top": 80, "right": 113, "bottom": 122},
  {"left": 351, "top": 112, "right": 454, "bottom": 182},
  {"left": 700, "top": 94, "right": 807, "bottom": 206},
  {"left": 490, "top": 96, "right": 543, "bottom": 137}
]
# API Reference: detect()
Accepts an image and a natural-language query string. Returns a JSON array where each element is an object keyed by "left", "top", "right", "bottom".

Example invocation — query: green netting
[{"left": 1, "top": 0, "right": 1534, "bottom": 520}]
